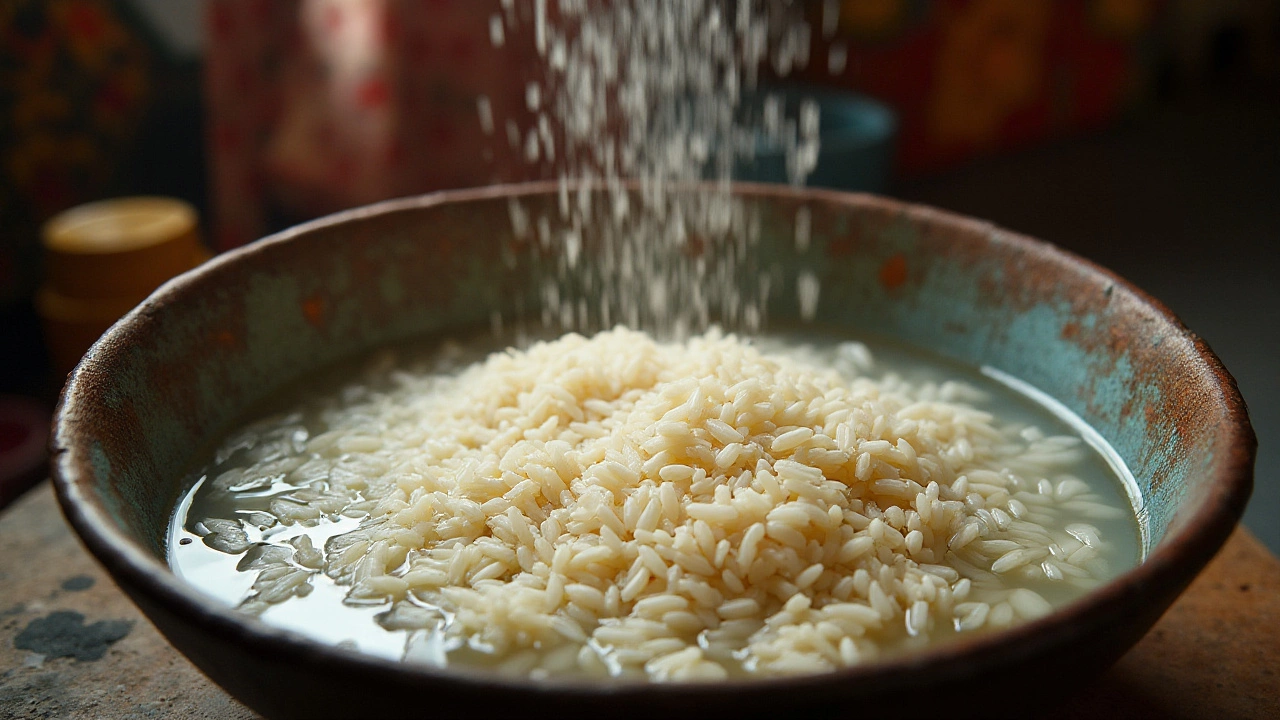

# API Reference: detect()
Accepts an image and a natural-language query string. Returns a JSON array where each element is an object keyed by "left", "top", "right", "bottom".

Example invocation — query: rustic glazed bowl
[{"left": 52, "top": 183, "right": 1254, "bottom": 719}]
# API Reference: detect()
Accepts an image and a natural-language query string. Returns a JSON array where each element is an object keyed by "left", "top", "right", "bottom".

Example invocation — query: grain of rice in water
[{"left": 176, "top": 328, "right": 1134, "bottom": 680}]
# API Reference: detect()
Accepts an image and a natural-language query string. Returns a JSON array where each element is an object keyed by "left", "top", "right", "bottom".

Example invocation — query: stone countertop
[{"left": 2, "top": 482, "right": 1276, "bottom": 719}]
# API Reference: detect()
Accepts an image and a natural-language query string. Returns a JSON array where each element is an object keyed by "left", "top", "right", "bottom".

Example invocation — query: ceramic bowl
[{"left": 52, "top": 183, "right": 1254, "bottom": 719}]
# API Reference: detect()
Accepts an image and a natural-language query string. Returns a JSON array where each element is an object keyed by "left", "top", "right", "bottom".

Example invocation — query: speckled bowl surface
[{"left": 52, "top": 183, "right": 1254, "bottom": 719}]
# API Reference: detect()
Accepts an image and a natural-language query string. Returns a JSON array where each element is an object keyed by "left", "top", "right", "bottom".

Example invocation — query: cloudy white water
[{"left": 482, "top": 0, "right": 826, "bottom": 338}]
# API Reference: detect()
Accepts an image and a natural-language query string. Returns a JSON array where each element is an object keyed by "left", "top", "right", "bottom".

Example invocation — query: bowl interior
[
  {"left": 63, "top": 184, "right": 1242, "bottom": 556},
  {"left": 52, "top": 183, "right": 1253, "bottom": 717}
]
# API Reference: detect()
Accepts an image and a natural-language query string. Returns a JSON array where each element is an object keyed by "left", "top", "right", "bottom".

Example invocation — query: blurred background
[{"left": 1, "top": 0, "right": 1276, "bottom": 552}]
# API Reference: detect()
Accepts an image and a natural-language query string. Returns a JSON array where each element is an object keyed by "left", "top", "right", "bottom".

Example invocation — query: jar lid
[
  {"left": 44, "top": 197, "right": 198, "bottom": 254},
  {"left": 42, "top": 197, "right": 203, "bottom": 301}
]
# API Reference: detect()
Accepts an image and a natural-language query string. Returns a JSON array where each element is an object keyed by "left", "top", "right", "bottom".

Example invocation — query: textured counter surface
[{"left": 2, "top": 482, "right": 1276, "bottom": 719}]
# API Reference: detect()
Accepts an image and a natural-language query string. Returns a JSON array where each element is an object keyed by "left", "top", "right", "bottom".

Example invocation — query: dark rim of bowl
[{"left": 51, "top": 181, "right": 1255, "bottom": 701}]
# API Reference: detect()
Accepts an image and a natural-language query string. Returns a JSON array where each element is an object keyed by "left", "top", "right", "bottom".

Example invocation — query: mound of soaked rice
[{"left": 201, "top": 328, "right": 1125, "bottom": 680}]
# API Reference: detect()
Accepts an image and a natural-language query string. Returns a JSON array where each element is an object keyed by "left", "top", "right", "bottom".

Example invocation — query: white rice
[{"left": 196, "top": 327, "right": 1124, "bottom": 680}]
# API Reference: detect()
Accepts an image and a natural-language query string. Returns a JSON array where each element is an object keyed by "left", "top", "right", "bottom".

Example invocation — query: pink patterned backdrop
[
  {"left": 205, "top": 0, "right": 539, "bottom": 250},
  {"left": 204, "top": 0, "right": 1167, "bottom": 250}
]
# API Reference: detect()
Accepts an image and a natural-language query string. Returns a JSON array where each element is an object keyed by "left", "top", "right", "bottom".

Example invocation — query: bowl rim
[{"left": 50, "top": 181, "right": 1255, "bottom": 701}]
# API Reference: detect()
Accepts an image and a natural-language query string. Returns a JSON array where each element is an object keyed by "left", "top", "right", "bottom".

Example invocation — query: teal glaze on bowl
[
  {"left": 745, "top": 199, "right": 1222, "bottom": 551},
  {"left": 52, "top": 184, "right": 1253, "bottom": 720}
]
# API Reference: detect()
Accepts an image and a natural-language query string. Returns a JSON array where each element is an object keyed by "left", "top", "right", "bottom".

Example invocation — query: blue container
[{"left": 733, "top": 86, "right": 897, "bottom": 193}]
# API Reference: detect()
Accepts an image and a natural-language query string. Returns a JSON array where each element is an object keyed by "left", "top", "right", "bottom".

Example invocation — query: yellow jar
[{"left": 37, "top": 197, "right": 209, "bottom": 377}]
